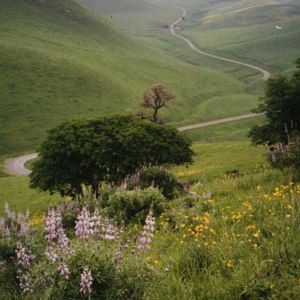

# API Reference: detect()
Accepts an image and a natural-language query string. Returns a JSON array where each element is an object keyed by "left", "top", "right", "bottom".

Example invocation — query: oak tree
[
  {"left": 30, "top": 115, "right": 193, "bottom": 197},
  {"left": 140, "top": 83, "right": 175, "bottom": 123}
]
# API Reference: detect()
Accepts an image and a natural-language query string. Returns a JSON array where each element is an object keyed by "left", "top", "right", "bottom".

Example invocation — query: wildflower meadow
[{"left": 0, "top": 166, "right": 300, "bottom": 299}]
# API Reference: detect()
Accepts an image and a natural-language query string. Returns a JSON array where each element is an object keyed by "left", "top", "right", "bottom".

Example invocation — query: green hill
[
  {"left": 0, "top": 0, "right": 259, "bottom": 156},
  {"left": 80, "top": 0, "right": 153, "bottom": 13},
  {"left": 182, "top": 0, "right": 300, "bottom": 74}
]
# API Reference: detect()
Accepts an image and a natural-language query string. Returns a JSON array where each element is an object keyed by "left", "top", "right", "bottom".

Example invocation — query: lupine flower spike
[
  {"left": 75, "top": 207, "right": 93, "bottom": 240},
  {"left": 80, "top": 266, "right": 93, "bottom": 295},
  {"left": 137, "top": 209, "right": 155, "bottom": 251}
]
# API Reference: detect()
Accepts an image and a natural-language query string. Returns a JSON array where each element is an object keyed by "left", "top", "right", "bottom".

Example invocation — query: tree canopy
[
  {"left": 139, "top": 83, "right": 175, "bottom": 124},
  {"left": 30, "top": 115, "right": 193, "bottom": 197},
  {"left": 249, "top": 59, "right": 300, "bottom": 145}
]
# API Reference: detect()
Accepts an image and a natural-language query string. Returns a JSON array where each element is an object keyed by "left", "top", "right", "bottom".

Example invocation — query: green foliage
[
  {"left": 269, "top": 137, "right": 300, "bottom": 173},
  {"left": 30, "top": 115, "right": 193, "bottom": 196},
  {"left": 139, "top": 167, "right": 181, "bottom": 199},
  {"left": 103, "top": 187, "right": 165, "bottom": 224},
  {"left": 1, "top": 141, "right": 300, "bottom": 299},
  {"left": 250, "top": 59, "right": 300, "bottom": 145},
  {"left": 26, "top": 238, "right": 157, "bottom": 299}
]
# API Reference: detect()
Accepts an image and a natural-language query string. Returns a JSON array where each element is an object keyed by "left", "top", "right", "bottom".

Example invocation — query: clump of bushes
[
  {"left": 102, "top": 187, "right": 165, "bottom": 224},
  {"left": 0, "top": 204, "right": 159, "bottom": 299},
  {"left": 126, "top": 167, "right": 184, "bottom": 199},
  {"left": 269, "top": 138, "right": 300, "bottom": 172}
]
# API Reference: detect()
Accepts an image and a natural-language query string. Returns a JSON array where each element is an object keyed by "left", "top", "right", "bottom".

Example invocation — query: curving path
[
  {"left": 169, "top": 7, "right": 271, "bottom": 81},
  {"left": 5, "top": 153, "right": 38, "bottom": 176},
  {"left": 178, "top": 113, "right": 264, "bottom": 132},
  {"left": 5, "top": 113, "right": 265, "bottom": 176},
  {"left": 4, "top": 8, "right": 269, "bottom": 177}
]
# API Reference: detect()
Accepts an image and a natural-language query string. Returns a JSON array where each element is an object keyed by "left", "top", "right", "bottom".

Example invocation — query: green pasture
[
  {"left": 0, "top": 0, "right": 262, "bottom": 156},
  {"left": 182, "top": 116, "right": 265, "bottom": 142},
  {"left": 0, "top": 138, "right": 268, "bottom": 214},
  {"left": 182, "top": 1, "right": 300, "bottom": 74}
]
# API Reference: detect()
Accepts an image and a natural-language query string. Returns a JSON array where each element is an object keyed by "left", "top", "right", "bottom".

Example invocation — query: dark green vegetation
[
  {"left": 30, "top": 115, "right": 193, "bottom": 196},
  {"left": 250, "top": 59, "right": 300, "bottom": 145}
]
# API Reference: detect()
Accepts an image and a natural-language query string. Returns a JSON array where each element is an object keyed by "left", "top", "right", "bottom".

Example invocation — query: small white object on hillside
[{"left": 275, "top": 26, "right": 282, "bottom": 30}]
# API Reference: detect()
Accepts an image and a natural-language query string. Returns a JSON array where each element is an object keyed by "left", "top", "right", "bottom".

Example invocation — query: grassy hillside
[
  {"left": 0, "top": 0, "right": 260, "bottom": 156},
  {"left": 0, "top": 140, "right": 266, "bottom": 214},
  {"left": 80, "top": 0, "right": 152, "bottom": 13},
  {"left": 2, "top": 143, "right": 299, "bottom": 299},
  {"left": 182, "top": 0, "right": 300, "bottom": 74}
]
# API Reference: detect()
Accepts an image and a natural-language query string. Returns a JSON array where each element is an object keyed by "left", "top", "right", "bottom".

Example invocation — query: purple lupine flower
[
  {"left": 17, "top": 212, "right": 29, "bottom": 236},
  {"left": 100, "top": 217, "right": 118, "bottom": 240},
  {"left": 92, "top": 208, "right": 101, "bottom": 235},
  {"left": 17, "top": 271, "right": 31, "bottom": 294},
  {"left": 75, "top": 207, "right": 93, "bottom": 240},
  {"left": 46, "top": 245, "right": 58, "bottom": 263},
  {"left": 45, "top": 208, "right": 59, "bottom": 242},
  {"left": 137, "top": 209, "right": 155, "bottom": 251},
  {"left": 57, "top": 261, "right": 69, "bottom": 279},
  {"left": 45, "top": 208, "right": 74, "bottom": 257},
  {"left": 19, "top": 220, "right": 30, "bottom": 236},
  {"left": 57, "top": 228, "right": 69, "bottom": 250},
  {"left": 55, "top": 208, "right": 62, "bottom": 228},
  {"left": 15, "top": 242, "right": 35, "bottom": 268},
  {"left": 57, "top": 228, "right": 74, "bottom": 256},
  {"left": 15, "top": 242, "right": 35, "bottom": 294},
  {"left": 80, "top": 266, "right": 93, "bottom": 295}
]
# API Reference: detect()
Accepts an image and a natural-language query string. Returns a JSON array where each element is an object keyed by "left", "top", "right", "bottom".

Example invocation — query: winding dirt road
[
  {"left": 5, "top": 153, "right": 38, "bottom": 176},
  {"left": 178, "top": 113, "right": 264, "bottom": 131},
  {"left": 169, "top": 7, "right": 271, "bottom": 81},
  {"left": 4, "top": 8, "right": 269, "bottom": 177},
  {"left": 5, "top": 113, "right": 264, "bottom": 176}
]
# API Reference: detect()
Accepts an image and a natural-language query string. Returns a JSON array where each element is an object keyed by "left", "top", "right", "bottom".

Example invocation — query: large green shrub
[
  {"left": 103, "top": 187, "right": 166, "bottom": 224},
  {"left": 138, "top": 167, "right": 181, "bottom": 199},
  {"left": 30, "top": 115, "right": 193, "bottom": 197},
  {"left": 28, "top": 240, "right": 156, "bottom": 299}
]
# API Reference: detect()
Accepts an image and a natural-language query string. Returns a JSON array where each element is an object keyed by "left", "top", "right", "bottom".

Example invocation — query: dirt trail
[
  {"left": 5, "top": 153, "right": 38, "bottom": 176},
  {"left": 178, "top": 113, "right": 264, "bottom": 132},
  {"left": 169, "top": 7, "right": 271, "bottom": 81},
  {"left": 5, "top": 113, "right": 265, "bottom": 176}
]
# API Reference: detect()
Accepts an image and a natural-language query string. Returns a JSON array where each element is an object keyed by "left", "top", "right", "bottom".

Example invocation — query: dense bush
[
  {"left": 103, "top": 187, "right": 166, "bottom": 224},
  {"left": 138, "top": 167, "right": 182, "bottom": 199},
  {"left": 30, "top": 241, "right": 155, "bottom": 299},
  {"left": 125, "top": 167, "right": 185, "bottom": 199},
  {"left": 30, "top": 115, "right": 193, "bottom": 197},
  {"left": 0, "top": 204, "right": 159, "bottom": 299},
  {"left": 249, "top": 59, "right": 300, "bottom": 145},
  {"left": 269, "top": 138, "right": 300, "bottom": 173}
]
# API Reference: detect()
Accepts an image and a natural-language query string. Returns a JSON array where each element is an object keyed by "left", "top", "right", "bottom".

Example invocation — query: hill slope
[
  {"left": 0, "top": 0, "right": 259, "bottom": 156},
  {"left": 181, "top": 0, "right": 300, "bottom": 74}
]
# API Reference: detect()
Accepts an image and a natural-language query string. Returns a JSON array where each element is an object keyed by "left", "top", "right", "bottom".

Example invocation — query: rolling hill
[
  {"left": 0, "top": 0, "right": 261, "bottom": 157},
  {"left": 179, "top": 0, "right": 300, "bottom": 74}
]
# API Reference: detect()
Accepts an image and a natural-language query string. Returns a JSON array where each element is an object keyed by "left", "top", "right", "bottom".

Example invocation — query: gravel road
[
  {"left": 178, "top": 113, "right": 264, "bottom": 131},
  {"left": 169, "top": 7, "right": 271, "bottom": 81},
  {"left": 5, "top": 153, "right": 38, "bottom": 176}
]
